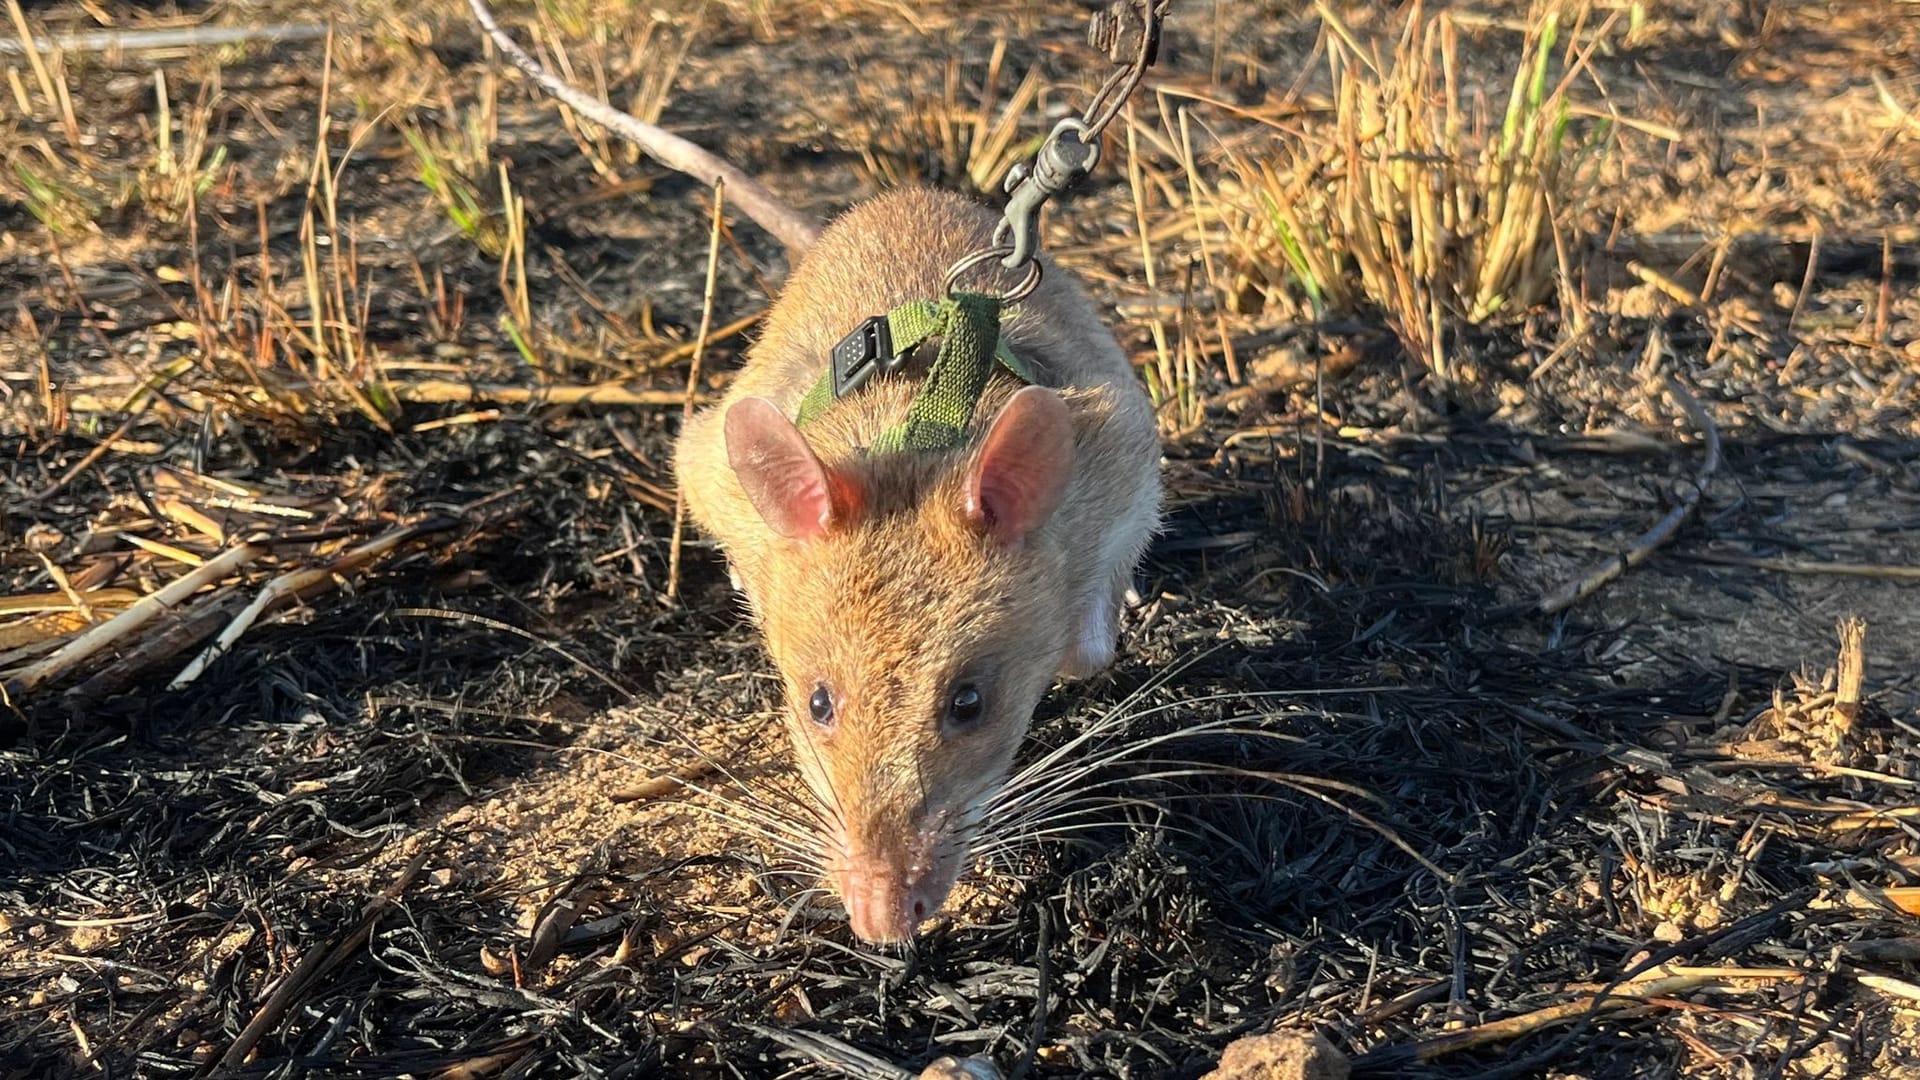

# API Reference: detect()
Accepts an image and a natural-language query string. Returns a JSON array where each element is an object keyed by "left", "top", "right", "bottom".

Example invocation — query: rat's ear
[
  {"left": 965, "top": 386, "right": 1073, "bottom": 546},
  {"left": 725, "top": 398, "right": 861, "bottom": 540}
]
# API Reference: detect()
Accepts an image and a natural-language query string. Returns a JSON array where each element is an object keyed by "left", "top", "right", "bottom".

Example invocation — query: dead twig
[
  {"left": 466, "top": 0, "right": 820, "bottom": 252},
  {"left": 215, "top": 846, "right": 433, "bottom": 1071},
  {"left": 27, "top": 403, "right": 154, "bottom": 504},
  {"left": 1394, "top": 968, "right": 1800, "bottom": 1062},
  {"left": 354, "top": 380, "right": 701, "bottom": 409},
  {"left": 1857, "top": 974, "right": 1920, "bottom": 1004},
  {"left": 65, "top": 380, "right": 700, "bottom": 415},
  {"left": 608, "top": 758, "right": 722, "bottom": 804},
  {"left": 0, "top": 21, "right": 327, "bottom": 54},
  {"left": 1537, "top": 375, "right": 1721, "bottom": 614},
  {"left": 64, "top": 587, "right": 248, "bottom": 706}
]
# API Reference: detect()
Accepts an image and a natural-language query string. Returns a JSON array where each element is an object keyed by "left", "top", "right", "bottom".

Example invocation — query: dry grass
[
  {"left": 848, "top": 39, "right": 1048, "bottom": 193},
  {"left": 1210, "top": 1, "right": 1616, "bottom": 378}
]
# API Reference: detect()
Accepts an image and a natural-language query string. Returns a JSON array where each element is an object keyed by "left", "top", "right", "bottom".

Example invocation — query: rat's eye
[
  {"left": 944, "top": 683, "right": 985, "bottom": 731},
  {"left": 808, "top": 685, "right": 835, "bottom": 726}
]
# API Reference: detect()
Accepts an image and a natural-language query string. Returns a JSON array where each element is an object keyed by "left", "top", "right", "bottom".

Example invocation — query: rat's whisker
[
  {"left": 975, "top": 792, "right": 1287, "bottom": 868},
  {"left": 649, "top": 778, "right": 827, "bottom": 852},
  {"left": 683, "top": 807, "right": 824, "bottom": 863},
  {"left": 988, "top": 714, "right": 1333, "bottom": 819},
  {"left": 783, "top": 716, "right": 854, "bottom": 840},
  {"left": 971, "top": 819, "right": 1230, "bottom": 864},
  {"left": 988, "top": 763, "right": 1375, "bottom": 843},
  {"left": 997, "top": 690, "right": 1316, "bottom": 802},
  {"left": 633, "top": 722, "right": 828, "bottom": 826},
  {"left": 993, "top": 763, "right": 1446, "bottom": 882},
  {"left": 993, "top": 753, "right": 1383, "bottom": 826}
]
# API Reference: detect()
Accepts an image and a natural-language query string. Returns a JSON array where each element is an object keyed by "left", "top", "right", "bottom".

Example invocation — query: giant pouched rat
[{"left": 471, "top": 0, "right": 1162, "bottom": 943}]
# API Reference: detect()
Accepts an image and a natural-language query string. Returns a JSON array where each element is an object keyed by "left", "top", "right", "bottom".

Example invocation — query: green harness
[{"left": 795, "top": 291, "right": 1033, "bottom": 455}]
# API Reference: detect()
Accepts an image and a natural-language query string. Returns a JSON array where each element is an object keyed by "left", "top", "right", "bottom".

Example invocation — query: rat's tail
[{"left": 467, "top": 0, "right": 823, "bottom": 255}]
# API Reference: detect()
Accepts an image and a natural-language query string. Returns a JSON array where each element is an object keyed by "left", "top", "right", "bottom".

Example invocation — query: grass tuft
[{"left": 1219, "top": 0, "right": 1614, "bottom": 377}]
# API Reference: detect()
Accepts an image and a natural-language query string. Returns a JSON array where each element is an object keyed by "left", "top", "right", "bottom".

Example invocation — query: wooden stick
[
  {"left": 65, "top": 586, "right": 247, "bottom": 705},
  {"left": 665, "top": 180, "right": 725, "bottom": 605},
  {"left": 608, "top": 758, "right": 721, "bottom": 804},
  {"left": 1405, "top": 969, "right": 1797, "bottom": 1061},
  {"left": 1677, "top": 553, "right": 1920, "bottom": 580},
  {"left": 27, "top": 403, "right": 152, "bottom": 503},
  {"left": 1626, "top": 260, "right": 1699, "bottom": 307},
  {"left": 0, "top": 21, "right": 327, "bottom": 54},
  {"left": 466, "top": 0, "right": 820, "bottom": 253},
  {"left": 1858, "top": 974, "right": 1920, "bottom": 1004},
  {"left": 649, "top": 310, "right": 761, "bottom": 369},
  {"left": 358, "top": 380, "right": 702, "bottom": 407},
  {"left": 215, "top": 847, "right": 432, "bottom": 1071},
  {"left": 3, "top": 542, "right": 264, "bottom": 699},
  {"left": 1538, "top": 375, "right": 1721, "bottom": 614}
]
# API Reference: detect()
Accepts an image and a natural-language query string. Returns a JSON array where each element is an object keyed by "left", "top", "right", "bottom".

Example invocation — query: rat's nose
[{"left": 839, "top": 863, "right": 937, "bottom": 944}]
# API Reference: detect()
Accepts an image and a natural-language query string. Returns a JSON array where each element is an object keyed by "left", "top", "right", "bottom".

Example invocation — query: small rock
[
  {"left": 919, "top": 1055, "right": 1003, "bottom": 1080},
  {"left": 1204, "top": 1030, "right": 1349, "bottom": 1080}
]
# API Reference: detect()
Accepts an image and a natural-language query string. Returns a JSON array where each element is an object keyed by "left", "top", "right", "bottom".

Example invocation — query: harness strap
[{"left": 795, "top": 292, "right": 1033, "bottom": 453}]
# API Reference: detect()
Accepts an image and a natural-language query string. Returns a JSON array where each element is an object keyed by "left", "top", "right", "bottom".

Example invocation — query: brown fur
[{"left": 676, "top": 187, "right": 1161, "bottom": 941}]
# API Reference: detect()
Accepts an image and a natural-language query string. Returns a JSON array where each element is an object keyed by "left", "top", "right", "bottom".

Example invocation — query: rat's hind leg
[
  {"left": 1059, "top": 462, "right": 1160, "bottom": 679},
  {"left": 1059, "top": 569, "right": 1133, "bottom": 679}
]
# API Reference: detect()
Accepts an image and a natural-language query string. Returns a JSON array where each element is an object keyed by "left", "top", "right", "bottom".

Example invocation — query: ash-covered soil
[{"left": 3, "top": 1, "right": 1919, "bottom": 1077}]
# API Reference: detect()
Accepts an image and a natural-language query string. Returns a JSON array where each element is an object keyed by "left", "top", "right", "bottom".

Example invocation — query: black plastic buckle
[{"left": 830, "top": 315, "right": 902, "bottom": 398}]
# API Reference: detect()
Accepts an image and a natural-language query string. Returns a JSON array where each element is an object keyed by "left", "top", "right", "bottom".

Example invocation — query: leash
[
  {"left": 988, "top": 0, "right": 1173, "bottom": 282},
  {"left": 800, "top": 0, "right": 1170, "bottom": 452}
]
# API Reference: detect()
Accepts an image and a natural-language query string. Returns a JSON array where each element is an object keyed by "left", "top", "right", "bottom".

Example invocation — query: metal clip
[
  {"left": 959, "top": 0, "right": 1167, "bottom": 279},
  {"left": 993, "top": 118, "right": 1099, "bottom": 271}
]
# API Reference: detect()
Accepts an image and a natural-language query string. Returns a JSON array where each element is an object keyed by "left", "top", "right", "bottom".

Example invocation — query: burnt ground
[{"left": 3, "top": 0, "right": 1920, "bottom": 1077}]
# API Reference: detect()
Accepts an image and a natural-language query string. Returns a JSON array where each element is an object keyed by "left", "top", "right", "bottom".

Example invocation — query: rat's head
[{"left": 722, "top": 387, "right": 1074, "bottom": 943}]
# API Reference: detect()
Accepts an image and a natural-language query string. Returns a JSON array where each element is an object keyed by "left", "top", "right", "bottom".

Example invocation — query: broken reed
[{"left": 1224, "top": 1, "right": 1607, "bottom": 377}]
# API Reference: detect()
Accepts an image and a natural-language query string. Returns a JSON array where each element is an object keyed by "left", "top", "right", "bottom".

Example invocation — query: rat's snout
[
  {"left": 837, "top": 855, "right": 949, "bottom": 944},
  {"left": 828, "top": 811, "right": 966, "bottom": 944}
]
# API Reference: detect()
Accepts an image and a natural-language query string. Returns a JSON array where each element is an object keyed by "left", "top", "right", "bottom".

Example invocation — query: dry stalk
[
  {"left": 1677, "top": 554, "right": 1920, "bottom": 580},
  {"left": 66, "top": 380, "right": 698, "bottom": 415},
  {"left": 609, "top": 758, "right": 723, "bottom": 803},
  {"left": 4, "top": 0, "right": 78, "bottom": 149},
  {"left": 666, "top": 180, "right": 727, "bottom": 605},
  {"left": 26, "top": 404, "right": 152, "bottom": 503},
  {"left": 0, "top": 22, "right": 325, "bottom": 53},
  {"left": 1406, "top": 969, "right": 1800, "bottom": 1062},
  {"left": 65, "top": 586, "right": 248, "bottom": 706},
  {"left": 3, "top": 541, "right": 266, "bottom": 700},
  {"left": 1127, "top": 107, "right": 1187, "bottom": 430},
  {"left": 1219, "top": 1, "right": 1612, "bottom": 374},
  {"left": 1538, "top": 373, "right": 1720, "bottom": 614},
  {"left": 169, "top": 516, "right": 459, "bottom": 690},
  {"left": 214, "top": 847, "right": 433, "bottom": 1071}
]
